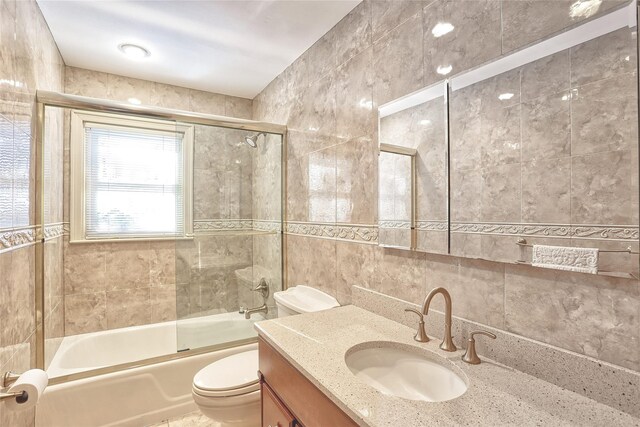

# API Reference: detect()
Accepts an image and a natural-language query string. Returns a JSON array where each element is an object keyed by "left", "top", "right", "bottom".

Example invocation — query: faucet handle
[
  {"left": 404, "top": 308, "right": 429, "bottom": 343},
  {"left": 462, "top": 330, "right": 496, "bottom": 365}
]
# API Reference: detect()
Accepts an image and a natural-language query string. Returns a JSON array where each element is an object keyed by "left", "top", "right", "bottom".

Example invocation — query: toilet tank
[{"left": 273, "top": 285, "right": 340, "bottom": 317}]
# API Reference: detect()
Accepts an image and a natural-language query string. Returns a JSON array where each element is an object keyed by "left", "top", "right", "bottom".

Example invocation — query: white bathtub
[
  {"left": 46, "top": 311, "right": 261, "bottom": 378},
  {"left": 37, "top": 312, "right": 262, "bottom": 427}
]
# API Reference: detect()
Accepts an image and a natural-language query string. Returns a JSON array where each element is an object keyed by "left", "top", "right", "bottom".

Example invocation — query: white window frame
[{"left": 70, "top": 110, "right": 194, "bottom": 243}]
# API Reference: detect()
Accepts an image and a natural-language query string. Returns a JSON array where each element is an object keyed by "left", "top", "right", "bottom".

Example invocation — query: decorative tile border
[
  {"left": 415, "top": 220, "right": 448, "bottom": 231},
  {"left": 378, "top": 220, "right": 410, "bottom": 229},
  {"left": 193, "top": 219, "right": 282, "bottom": 234},
  {"left": 451, "top": 222, "right": 639, "bottom": 241},
  {"left": 0, "top": 225, "right": 37, "bottom": 253},
  {"left": 43, "top": 223, "right": 65, "bottom": 240},
  {"left": 253, "top": 219, "right": 282, "bottom": 233},
  {"left": 286, "top": 222, "right": 378, "bottom": 243},
  {"left": 193, "top": 219, "right": 253, "bottom": 233}
]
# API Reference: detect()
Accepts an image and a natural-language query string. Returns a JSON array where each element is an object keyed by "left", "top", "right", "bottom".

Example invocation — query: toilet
[{"left": 191, "top": 285, "right": 340, "bottom": 426}]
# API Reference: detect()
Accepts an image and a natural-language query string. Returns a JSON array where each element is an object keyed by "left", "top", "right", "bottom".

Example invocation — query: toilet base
[{"left": 192, "top": 389, "right": 260, "bottom": 427}]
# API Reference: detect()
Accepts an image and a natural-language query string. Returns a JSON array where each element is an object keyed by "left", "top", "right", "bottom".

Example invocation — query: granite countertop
[{"left": 255, "top": 305, "right": 640, "bottom": 427}]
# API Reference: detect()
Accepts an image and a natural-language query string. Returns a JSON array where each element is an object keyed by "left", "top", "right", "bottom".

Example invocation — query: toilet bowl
[
  {"left": 192, "top": 285, "right": 339, "bottom": 425},
  {"left": 191, "top": 350, "right": 260, "bottom": 426}
]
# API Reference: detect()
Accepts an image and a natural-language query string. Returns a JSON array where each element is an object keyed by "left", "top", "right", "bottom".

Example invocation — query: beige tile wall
[
  {"left": 253, "top": 0, "right": 640, "bottom": 372},
  {"left": 61, "top": 68, "right": 254, "bottom": 335},
  {"left": 0, "top": 0, "right": 64, "bottom": 425}
]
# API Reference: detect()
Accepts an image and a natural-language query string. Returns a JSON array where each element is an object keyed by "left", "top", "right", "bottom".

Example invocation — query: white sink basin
[{"left": 345, "top": 342, "right": 468, "bottom": 402}]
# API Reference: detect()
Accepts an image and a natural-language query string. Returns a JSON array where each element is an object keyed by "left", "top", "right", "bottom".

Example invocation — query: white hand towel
[{"left": 531, "top": 245, "right": 599, "bottom": 274}]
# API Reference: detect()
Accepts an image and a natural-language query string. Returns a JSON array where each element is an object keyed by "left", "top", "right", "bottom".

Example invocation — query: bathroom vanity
[
  {"left": 258, "top": 337, "right": 357, "bottom": 427},
  {"left": 255, "top": 305, "right": 639, "bottom": 427}
]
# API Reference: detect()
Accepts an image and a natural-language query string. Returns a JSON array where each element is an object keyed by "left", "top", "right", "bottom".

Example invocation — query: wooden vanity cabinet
[
  {"left": 261, "top": 381, "right": 296, "bottom": 427},
  {"left": 258, "top": 337, "right": 358, "bottom": 427}
]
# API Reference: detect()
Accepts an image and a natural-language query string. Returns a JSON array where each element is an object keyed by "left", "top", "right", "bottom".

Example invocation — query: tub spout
[{"left": 244, "top": 304, "right": 268, "bottom": 320}]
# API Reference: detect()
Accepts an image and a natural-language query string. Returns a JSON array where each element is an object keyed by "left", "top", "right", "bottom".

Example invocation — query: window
[{"left": 70, "top": 111, "right": 193, "bottom": 242}]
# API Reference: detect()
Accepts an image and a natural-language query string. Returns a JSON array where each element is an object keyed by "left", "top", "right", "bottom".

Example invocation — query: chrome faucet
[
  {"left": 244, "top": 278, "right": 269, "bottom": 320},
  {"left": 421, "top": 287, "right": 457, "bottom": 352}
]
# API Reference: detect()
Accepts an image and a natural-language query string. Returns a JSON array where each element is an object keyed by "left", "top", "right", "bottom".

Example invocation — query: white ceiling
[{"left": 37, "top": 0, "right": 360, "bottom": 99}]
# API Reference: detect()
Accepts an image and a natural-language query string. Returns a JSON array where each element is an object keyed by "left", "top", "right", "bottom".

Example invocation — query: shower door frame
[{"left": 34, "top": 90, "right": 287, "bottom": 385}]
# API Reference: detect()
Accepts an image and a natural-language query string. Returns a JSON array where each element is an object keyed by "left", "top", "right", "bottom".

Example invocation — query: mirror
[
  {"left": 378, "top": 147, "right": 415, "bottom": 249},
  {"left": 377, "top": 3, "right": 639, "bottom": 279},
  {"left": 378, "top": 82, "right": 449, "bottom": 253}
]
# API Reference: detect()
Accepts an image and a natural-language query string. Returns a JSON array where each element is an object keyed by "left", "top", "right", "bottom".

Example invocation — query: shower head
[{"left": 243, "top": 132, "right": 265, "bottom": 148}]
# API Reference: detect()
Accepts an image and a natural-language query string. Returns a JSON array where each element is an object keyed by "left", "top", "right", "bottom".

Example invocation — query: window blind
[{"left": 84, "top": 123, "right": 184, "bottom": 238}]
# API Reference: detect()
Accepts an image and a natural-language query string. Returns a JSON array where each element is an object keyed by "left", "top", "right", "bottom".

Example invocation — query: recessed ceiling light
[
  {"left": 498, "top": 93, "right": 514, "bottom": 101},
  {"left": 569, "top": 0, "right": 602, "bottom": 19},
  {"left": 127, "top": 97, "right": 142, "bottom": 105},
  {"left": 432, "top": 22, "right": 455, "bottom": 38},
  {"left": 118, "top": 43, "right": 150, "bottom": 59},
  {"left": 419, "top": 119, "right": 431, "bottom": 126},
  {"left": 436, "top": 65, "right": 453, "bottom": 75}
]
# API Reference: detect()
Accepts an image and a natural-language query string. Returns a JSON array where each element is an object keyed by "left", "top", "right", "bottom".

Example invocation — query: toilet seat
[{"left": 192, "top": 349, "right": 259, "bottom": 398}]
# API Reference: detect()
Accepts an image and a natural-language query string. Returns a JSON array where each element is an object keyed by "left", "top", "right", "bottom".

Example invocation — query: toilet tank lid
[
  {"left": 273, "top": 285, "right": 340, "bottom": 314},
  {"left": 193, "top": 350, "right": 258, "bottom": 391}
]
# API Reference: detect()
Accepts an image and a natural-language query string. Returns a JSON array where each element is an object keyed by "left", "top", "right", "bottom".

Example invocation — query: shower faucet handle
[{"left": 253, "top": 278, "right": 269, "bottom": 298}]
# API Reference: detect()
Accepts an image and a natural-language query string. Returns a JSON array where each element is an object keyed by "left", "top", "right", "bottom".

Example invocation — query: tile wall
[
  {"left": 253, "top": 0, "right": 640, "bottom": 372},
  {"left": 0, "top": 0, "right": 64, "bottom": 425}
]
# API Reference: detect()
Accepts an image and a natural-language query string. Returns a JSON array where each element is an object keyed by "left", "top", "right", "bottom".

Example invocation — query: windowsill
[{"left": 69, "top": 236, "right": 195, "bottom": 244}]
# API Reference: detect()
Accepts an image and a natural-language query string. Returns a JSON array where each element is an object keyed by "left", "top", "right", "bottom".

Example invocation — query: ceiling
[{"left": 37, "top": 0, "right": 360, "bottom": 99}]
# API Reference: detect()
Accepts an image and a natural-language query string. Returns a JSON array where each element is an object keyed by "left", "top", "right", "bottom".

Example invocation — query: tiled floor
[{"left": 147, "top": 411, "right": 213, "bottom": 426}]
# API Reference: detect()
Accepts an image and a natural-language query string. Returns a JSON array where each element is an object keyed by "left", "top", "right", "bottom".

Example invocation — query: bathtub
[{"left": 36, "top": 312, "right": 262, "bottom": 427}]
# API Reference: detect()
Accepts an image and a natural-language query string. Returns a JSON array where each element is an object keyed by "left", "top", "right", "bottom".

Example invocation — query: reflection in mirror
[
  {"left": 448, "top": 2, "right": 639, "bottom": 278},
  {"left": 378, "top": 148, "right": 414, "bottom": 249},
  {"left": 378, "top": 82, "right": 448, "bottom": 253}
]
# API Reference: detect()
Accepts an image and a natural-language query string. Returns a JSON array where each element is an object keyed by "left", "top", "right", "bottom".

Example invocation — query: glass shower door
[{"left": 175, "top": 124, "right": 282, "bottom": 352}]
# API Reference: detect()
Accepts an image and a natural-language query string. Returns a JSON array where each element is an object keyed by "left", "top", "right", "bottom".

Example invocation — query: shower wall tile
[
  {"left": 305, "top": 32, "right": 337, "bottom": 85},
  {"left": 106, "top": 288, "right": 151, "bottom": 329},
  {"left": 225, "top": 96, "right": 252, "bottom": 120},
  {"left": 501, "top": 0, "right": 626, "bottom": 54},
  {"left": 151, "top": 83, "right": 191, "bottom": 110},
  {"left": 521, "top": 157, "right": 571, "bottom": 224},
  {"left": 335, "top": 48, "right": 375, "bottom": 140},
  {"left": 570, "top": 26, "right": 636, "bottom": 87},
  {"left": 106, "top": 74, "right": 155, "bottom": 105},
  {"left": 65, "top": 67, "right": 109, "bottom": 98},
  {"left": 480, "top": 163, "right": 521, "bottom": 223},
  {"left": 64, "top": 292, "right": 107, "bottom": 335},
  {"left": 373, "top": 13, "right": 424, "bottom": 105},
  {"left": 336, "top": 240, "right": 376, "bottom": 303},
  {"left": 571, "top": 150, "right": 636, "bottom": 225},
  {"left": 450, "top": 168, "right": 482, "bottom": 222},
  {"left": 105, "top": 242, "right": 152, "bottom": 291},
  {"left": 63, "top": 240, "right": 106, "bottom": 294},
  {"left": 373, "top": 248, "right": 426, "bottom": 305},
  {"left": 64, "top": 67, "right": 252, "bottom": 118},
  {"left": 449, "top": 232, "right": 482, "bottom": 259},
  {"left": 336, "top": 137, "right": 377, "bottom": 224},
  {"left": 188, "top": 89, "right": 226, "bottom": 115},
  {"left": 290, "top": 73, "right": 337, "bottom": 137},
  {"left": 521, "top": 91, "right": 571, "bottom": 162},
  {"left": 371, "top": 0, "right": 422, "bottom": 42},
  {"left": 520, "top": 51, "right": 570, "bottom": 102},
  {"left": 286, "top": 234, "right": 337, "bottom": 297},
  {"left": 308, "top": 146, "right": 337, "bottom": 223},
  {"left": 505, "top": 263, "right": 640, "bottom": 371},
  {"left": 422, "top": 0, "right": 501, "bottom": 86},
  {"left": 334, "top": 0, "right": 372, "bottom": 65},
  {"left": 571, "top": 72, "right": 638, "bottom": 156}
]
